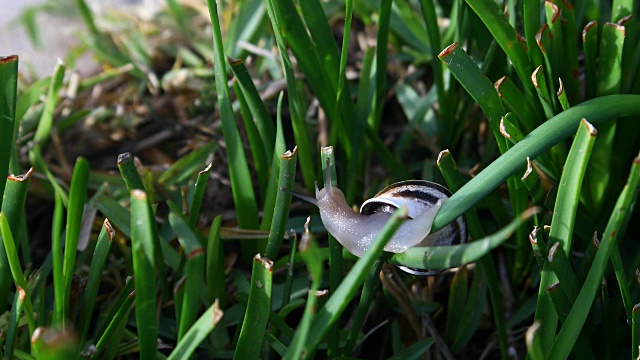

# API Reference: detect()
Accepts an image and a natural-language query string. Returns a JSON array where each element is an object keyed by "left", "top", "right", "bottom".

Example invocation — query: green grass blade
[
  {"left": 0, "top": 212, "right": 36, "bottom": 335},
  {"left": 232, "top": 73, "right": 269, "bottom": 198},
  {"left": 546, "top": 283, "right": 571, "bottom": 323},
  {"left": 259, "top": 92, "right": 286, "bottom": 233},
  {"left": 32, "top": 60, "right": 65, "bottom": 146},
  {"left": 15, "top": 75, "right": 50, "bottom": 124},
  {"left": 500, "top": 112, "right": 525, "bottom": 147},
  {"left": 609, "top": 232, "right": 632, "bottom": 320},
  {"left": 410, "top": 0, "right": 443, "bottom": 48},
  {"left": 28, "top": 150, "right": 69, "bottom": 205},
  {"left": 91, "top": 277, "right": 135, "bottom": 356},
  {"left": 117, "top": 152, "right": 145, "bottom": 192},
  {"left": 61, "top": 157, "right": 90, "bottom": 327},
  {"left": 335, "top": 0, "right": 359, "bottom": 206},
  {"left": 364, "top": 128, "right": 412, "bottom": 181},
  {"left": 266, "top": 0, "right": 336, "bottom": 120},
  {"left": 633, "top": 304, "right": 640, "bottom": 359},
  {"left": 531, "top": 64, "right": 556, "bottom": 119},
  {"left": 168, "top": 212, "right": 206, "bottom": 341},
  {"left": 320, "top": 147, "right": 341, "bottom": 356},
  {"left": 619, "top": 16, "right": 640, "bottom": 93},
  {"left": 499, "top": 121, "right": 538, "bottom": 284},
  {"left": 225, "top": 0, "right": 266, "bottom": 58},
  {"left": 368, "top": 0, "right": 392, "bottom": 130},
  {"left": 274, "top": 299, "right": 303, "bottom": 338},
  {"left": 263, "top": 148, "right": 297, "bottom": 259},
  {"left": 74, "top": 0, "right": 99, "bottom": 36},
  {"left": 117, "top": 153, "right": 169, "bottom": 298},
  {"left": 0, "top": 168, "right": 32, "bottom": 308},
  {"left": 543, "top": 4, "right": 563, "bottom": 104},
  {"left": 389, "top": 208, "right": 536, "bottom": 270},
  {"left": 556, "top": 79, "right": 570, "bottom": 111},
  {"left": 598, "top": 22, "right": 626, "bottom": 96},
  {"left": 264, "top": 332, "right": 288, "bottom": 356},
  {"left": 233, "top": 255, "right": 273, "bottom": 360},
  {"left": 335, "top": 0, "right": 353, "bottom": 115},
  {"left": 500, "top": 114, "right": 559, "bottom": 182},
  {"left": 524, "top": 0, "right": 544, "bottom": 68},
  {"left": 587, "top": 23, "right": 626, "bottom": 217},
  {"left": 283, "top": 226, "right": 323, "bottom": 360},
  {"left": 551, "top": 119, "right": 597, "bottom": 255},
  {"left": 451, "top": 265, "right": 487, "bottom": 352},
  {"left": 130, "top": 190, "right": 158, "bottom": 358},
  {"left": 28, "top": 61, "right": 68, "bottom": 205},
  {"left": 77, "top": 219, "right": 115, "bottom": 345},
  {"left": 580, "top": 232, "right": 599, "bottom": 279},
  {"left": 582, "top": 21, "right": 599, "bottom": 100},
  {"left": 529, "top": 226, "right": 547, "bottom": 271},
  {"left": 229, "top": 57, "right": 275, "bottom": 148},
  {"left": 547, "top": 154, "right": 640, "bottom": 359},
  {"left": 534, "top": 119, "right": 597, "bottom": 355},
  {"left": 174, "top": 277, "right": 184, "bottom": 332},
  {"left": 431, "top": 95, "right": 640, "bottom": 232},
  {"left": 387, "top": 338, "right": 434, "bottom": 360},
  {"left": 157, "top": 142, "right": 217, "bottom": 186},
  {"left": 298, "top": 0, "right": 340, "bottom": 88},
  {"left": 437, "top": 149, "right": 508, "bottom": 359},
  {"left": 552, "top": 0, "right": 580, "bottom": 105},
  {"left": 611, "top": 0, "right": 633, "bottom": 26},
  {"left": 495, "top": 76, "right": 544, "bottom": 134},
  {"left": 205, "top": 0, "right": 259, "bottom": 234},
  {"left": 29, "top": 61, "right": 68, "bottom": 198},
  {"left": 95, "top": 196, "right": 131, "bottom": 237},
  {"left": 167, "top": 300, "right": 224, "bottom": 360},
  {"left": 354, "top": 46, "right": 374, "bottom": 133},
  {"left": 0, "top": 55, "right": 18, "bottom": 207},
  {"left": 444, "top": 265, "right": 469, "bottom": 342},
  {"left": 263, "top": 0, "right": 315, "bottom": 192},
  {"left": 546, "top": 283, "right": 598, "bottom": 360},
  {"left": 280, "top": 230, "right": 297, "bottom": 309},
  {"left": 547, "top": 253, "right": 597, "bottom": 359},
  {"left": 206, "top": 215, "right": 225, "bottom": 307},
  {"left": 52, "top": 192, "right": 65, "bottom": 325},
  {"left": 303, "top": 207, "right": 409, "bottom": 357},
  {"left": 438, "top": 42, "right": 507, "bottom": 153},
  {"left": 165, "top": 0, "right": 188, "bottom": 35},
  {"left": 4, "top": 286, "right": 27, "bottom": 359},
  {"left": 394, "top": 85, "right": 438, "bottom": 156},
  {"left": 547, "top": 243, "right": 579, "bottom": 302},
  {"left": 419, "top": 0, "right": 450, "bottom": 129},
  {"left": 189, "top": 163, "right": 212, "bottom": 228},
  {"left": 464, "top": 0, "right": 534, "bottom": 97},
  {"left": 342, "top": 257, "right": 386, "bottom": 356}
]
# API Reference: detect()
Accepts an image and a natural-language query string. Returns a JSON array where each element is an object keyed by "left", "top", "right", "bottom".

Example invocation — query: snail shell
[
  {"left": 361, "top": 180, "right": 466, "bottom": 248},
  {"left": 360, "top": 180, "right": 467, "bottom": 275}
]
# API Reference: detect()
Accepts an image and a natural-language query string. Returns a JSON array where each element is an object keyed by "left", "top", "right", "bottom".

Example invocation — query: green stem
[{"left": 432, "top": 95, "right": 640, "bottom": 231}]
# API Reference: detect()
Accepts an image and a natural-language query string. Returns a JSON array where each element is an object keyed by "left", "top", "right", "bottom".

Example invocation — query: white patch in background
[{"left": 1, "top": 0, "right": 162, "bottom": 77}]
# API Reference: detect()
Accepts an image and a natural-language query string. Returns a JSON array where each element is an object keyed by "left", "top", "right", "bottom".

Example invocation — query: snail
[{"left": 284, "top": 162, "right": 467, "bottom": 275}]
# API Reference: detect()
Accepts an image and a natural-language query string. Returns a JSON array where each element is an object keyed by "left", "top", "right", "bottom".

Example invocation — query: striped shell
[{"left": 360, "top": 180, "right": 467, "bottom": 275}]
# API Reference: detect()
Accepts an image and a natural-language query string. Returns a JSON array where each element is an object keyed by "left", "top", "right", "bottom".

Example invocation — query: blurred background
[{"left": 2, "top": 0, "right": 161, "bottom": 76}]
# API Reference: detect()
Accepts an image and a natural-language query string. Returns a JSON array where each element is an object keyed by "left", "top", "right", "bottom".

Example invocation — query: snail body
[
  {"left": 286, "top": 164, "right": 467, "bottom": 275},
  {"left": 312, "top": 180, "right": 444, "bottom": 257}
]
